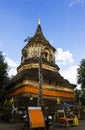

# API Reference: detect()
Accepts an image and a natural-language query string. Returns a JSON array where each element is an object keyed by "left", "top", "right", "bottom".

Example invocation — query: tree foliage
[
  {"left": 0, "top": 51, "right": 9, "bottom": 102},
  {"left": 77, "top": 59, "right": 85, "bottom": 90},
  {"left": 75, "top": 89, "right": 82, "bottom": 103},
  {"left": 77, "top": 59, "right": 85, "bottom": 105}
]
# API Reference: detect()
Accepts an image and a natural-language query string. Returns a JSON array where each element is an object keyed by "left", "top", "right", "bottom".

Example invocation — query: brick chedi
[{"left": 5, "top": 18, "right": 76, "bottom": 108}]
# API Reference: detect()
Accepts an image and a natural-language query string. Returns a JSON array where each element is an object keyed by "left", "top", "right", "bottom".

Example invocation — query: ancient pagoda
[{"left": 5, "top": 18, "right": 75, "bottom": 109}]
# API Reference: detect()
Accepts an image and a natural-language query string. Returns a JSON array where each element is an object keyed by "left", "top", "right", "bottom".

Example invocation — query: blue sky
[{"left": 0, "top": 0, "right": 85, "bottom": 89}]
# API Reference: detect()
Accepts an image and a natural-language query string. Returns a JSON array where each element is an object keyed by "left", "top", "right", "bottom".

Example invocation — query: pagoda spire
[
  {"left": 38, "top": 16, "right": 40, "bottom": 25},
  {"left": 35, "top": 16, "right": 42, "bottom": 34}
]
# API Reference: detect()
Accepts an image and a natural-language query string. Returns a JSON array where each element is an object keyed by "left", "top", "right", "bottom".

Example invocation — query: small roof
[{"left": 56, "top": 103, "right": 73, "bottom": 109}]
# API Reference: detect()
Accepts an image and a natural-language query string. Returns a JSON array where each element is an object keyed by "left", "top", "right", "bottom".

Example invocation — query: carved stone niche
[{"left": 22, "top": 49, "right": 27, "bottom": 58}]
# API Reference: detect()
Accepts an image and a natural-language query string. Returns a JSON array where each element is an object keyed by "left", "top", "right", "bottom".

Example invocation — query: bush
[{"left": 1, "top": 103, "right": 12, "bottom": 122}]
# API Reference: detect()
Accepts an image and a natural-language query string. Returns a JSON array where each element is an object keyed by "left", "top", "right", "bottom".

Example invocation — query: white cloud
[
  {"left": 69, "top": 0, "right": 84, "bottom": 7},
  {"left": 4, "top": 55, "right": 18, "bottom": 77},
  {"left": 76, "top": 84, "right": 81, "bottom": 89},
  {"left": 6, "top": 57, "right": 18, "bottom": 67},
  {"left": 56, "top": 48, "right": 74, "bottom": 65},
  {"left": 59, "top": 65, "right": 78, "bottom": 84},
  {"left": 8, "top": 67, "right": 17, "bottom": 77},
  {"left": 55, "top": 48, "right": 78, "bottom": 85}
]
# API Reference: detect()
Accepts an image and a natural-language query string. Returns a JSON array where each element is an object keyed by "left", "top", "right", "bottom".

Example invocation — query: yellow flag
[
  {"left": 9, "top": 97, "right": 14, "bottom": 104},
  {"left": 56, "top": 97, "right": 60, "bottom": 104}
]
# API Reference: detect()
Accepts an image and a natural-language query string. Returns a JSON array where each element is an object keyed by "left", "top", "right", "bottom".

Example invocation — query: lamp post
[{"left": 38, "top": 49, "right": 43, "bottom": 107}]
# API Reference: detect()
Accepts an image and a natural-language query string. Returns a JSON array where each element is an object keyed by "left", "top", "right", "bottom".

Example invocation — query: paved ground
[
  {"left": 0, "top": 120, "right": 85, "bottom": 130},
  {"left": 54, "top": 120, "right": 85, "bottom": 130},
  {"left": 0, "top": 121, "right": 23, "bottom": 130}
]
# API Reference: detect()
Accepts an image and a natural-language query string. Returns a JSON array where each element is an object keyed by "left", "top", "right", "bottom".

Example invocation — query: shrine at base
[{"left": 5, "top": 19, "right": 76, "bottom": 109}]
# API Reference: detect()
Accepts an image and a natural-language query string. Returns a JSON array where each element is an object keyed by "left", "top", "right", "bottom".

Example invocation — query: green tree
[
  {"left": 77, "top": 59, "right": 85, "bottom": 105},
  {"left": 0, "top": 51, "right": 9, "bottom": 104},
  {"left": 77, "top": 59, "right": 85, "bottom": 90},
  {"left": 74, "top": 89, "right": 82, "bottom": 103}
]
